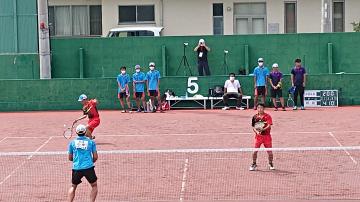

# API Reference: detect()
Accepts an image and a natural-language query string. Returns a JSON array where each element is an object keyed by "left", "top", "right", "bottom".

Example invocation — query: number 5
[{"left": 187, "top": 77, "right": 199, "bottom": 94}]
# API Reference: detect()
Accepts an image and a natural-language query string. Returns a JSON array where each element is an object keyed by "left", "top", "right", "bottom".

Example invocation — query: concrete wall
[{"left": 345, "top": 0, "right": 360, "bottom": 32}]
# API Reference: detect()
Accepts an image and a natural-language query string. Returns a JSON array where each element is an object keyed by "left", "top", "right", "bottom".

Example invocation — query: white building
[{"left": 48, "top": 0, "right": 360, "bottom": 37}]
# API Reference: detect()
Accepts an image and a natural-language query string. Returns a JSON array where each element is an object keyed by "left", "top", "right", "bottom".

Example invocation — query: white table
[
  {"left": 166, "top": 97, "right": 208, "bottom": 109},
  {"left": 208, "top": 95, "right": 251, "bottom": 109}
]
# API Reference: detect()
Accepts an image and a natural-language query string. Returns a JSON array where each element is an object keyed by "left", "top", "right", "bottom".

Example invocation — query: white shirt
[{"left": 224, "top": 80, "right": 241, "bottom": 93}]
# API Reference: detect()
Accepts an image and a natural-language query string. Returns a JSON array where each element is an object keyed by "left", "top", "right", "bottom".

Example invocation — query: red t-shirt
[
  {"left": 83, "top": 99, "right": 99, "bottom": 119},
  {"left": 251, "top": 113, "right": 272, "bottom": 136}
]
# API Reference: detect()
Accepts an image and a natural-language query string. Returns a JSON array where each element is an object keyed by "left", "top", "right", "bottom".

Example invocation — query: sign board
[{"left": 304, "top": 90, "right": 338, "bottom": 107}]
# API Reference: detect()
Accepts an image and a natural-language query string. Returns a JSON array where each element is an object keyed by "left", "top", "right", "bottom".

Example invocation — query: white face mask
[
  {"left": 121, "top": 70, "right": 126, "bottom": 74},
  {"left": 135, "top": 69, "right": 140, "bottom": 73},
  {"left": 229, "top": 76, "right": 235, "bottom": 81},
  {"left": 149, "top": 66, "right": 155, "bottom": 70},
  {"left": 258, "top": 62, "right": 264, "bottom": 67}
]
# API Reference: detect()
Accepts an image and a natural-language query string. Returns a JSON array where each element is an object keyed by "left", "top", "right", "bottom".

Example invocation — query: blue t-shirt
[
  {"left": 117, "top": 73, "right": 130, "bottom": 93},
  {"left": 291, "top": 67, "right": 306, "bottom": 86},
  {"left": 253, "top": 66, "right": 269, "bottom": 86},
  {"left": 68, "top": 136, "right": 97, "bottom": 170},
  {"left": 145, "top": 70, "right": 161, "bottom": 90},
  {"left": 269, "top": 71, "right": 283, "bottom": 86},
  {"left": 132, "top": 72, "right": 146, "bottom": 92}
]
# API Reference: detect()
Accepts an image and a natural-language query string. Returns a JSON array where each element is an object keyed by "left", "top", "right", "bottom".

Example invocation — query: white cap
[
  {"left": 258, "top": 58, "right": 264, "bottom": 62},
  {"left": 75, "top": 124, "right": 87, "bottom": 135},
  {"left": 78, "top": 94, "right": 87, "bottom": 102},
  {"left": 272, "top": 63, "right": 279, "bottom": 68},
  {"left": 149, "top": 62, "right": 155, "bottom": 67},
  {"left": 199, "top": 39, "right": 205, "bottom": 43}
]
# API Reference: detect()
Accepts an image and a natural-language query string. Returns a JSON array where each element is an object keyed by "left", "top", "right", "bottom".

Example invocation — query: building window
[
  {"left": 333, "top": 0, "right": 344, "bottom": 32},
  {"left": 213, "top": 3, "right": 224, "bottom": 35},
  {"left": 285, "top": 2, "right": 296, "bottom": 33},
  {"left": 48, "top": 5, "right": 102, "bottom": 36},
  {"left": 234, "top": 3, "right": 266, "bottom": 34},
  {"left": 118, "top": 5, "right": 155, "bottom": 24}
]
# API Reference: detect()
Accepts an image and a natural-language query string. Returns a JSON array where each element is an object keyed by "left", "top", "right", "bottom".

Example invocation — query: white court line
[
  {"left": 3, "top": 130, "right": 360, "bottom": 139},
  {"left": 179, "top": 158, "right": 189, "bottom": 202},
  {"left": 5, "top": 136, "right": 48, "bottom": 139},
  {"left": 0, "top": 136, "right": 53, "bottom": 186},
  {"left": 0, "top": 137, "right": 7, "bottom": 143},
  {"left": 328, "top": 132, "right": 357, "bottom": 165}
]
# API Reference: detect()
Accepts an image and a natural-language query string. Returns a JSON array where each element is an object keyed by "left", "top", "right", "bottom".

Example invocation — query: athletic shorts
[
  {"left": 87, "top": 118, "right": 100, "bottom": 133},
  {"left": 270, "top": 88, "right": 283, "bottom": 98},
  {"left": 72, "top": 166, "right": 97, "bottom": 185},
  {"left": 149, "top": 90, "right": 158, "bottom": 97},
  {"left": 118, "top": 92, "right": 129, "bottom": 99},
  {"left": 254, "top": 135, "right": 272, "bottom": 148},
  {"left": 135, "top": 92, "right": 144, "bottom": 98},
  {"left": 255, "top": 86, "right": 266, "bottom": 96}
]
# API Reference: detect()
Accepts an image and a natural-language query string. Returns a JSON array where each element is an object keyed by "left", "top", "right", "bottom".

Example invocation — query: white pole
[
  {"left": 38, "top": 0, "right": 51, "bottom": 79},
  {"left": 321, "top": 0, "right": 332, "bottom": 33}
]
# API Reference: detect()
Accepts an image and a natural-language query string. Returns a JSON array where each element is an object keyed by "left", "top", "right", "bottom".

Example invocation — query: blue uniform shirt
[
  {"left": 253, "top": 66, "right": 269, "bottom": 86},
  {"left": 68, "top": 136, "right": 97, "bottom": 170},
  {"left": 117, "top": 73, "right": 130, "bottom": 93},
  {"left": 132, "top": 72, "right": 146, "bottom": 92},
  {"left": 145, "top": 70, "right": 161, "bottom": 91}
]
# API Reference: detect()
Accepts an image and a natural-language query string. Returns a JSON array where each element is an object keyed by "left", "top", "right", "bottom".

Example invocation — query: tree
[{"left": 351, "top": 21, "right": 360, "bottom": 32}]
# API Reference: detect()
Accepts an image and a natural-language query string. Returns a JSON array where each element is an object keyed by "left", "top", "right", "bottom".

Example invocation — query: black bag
[{"left": 210, "top": 85, "right": 224, "bottom": 97}]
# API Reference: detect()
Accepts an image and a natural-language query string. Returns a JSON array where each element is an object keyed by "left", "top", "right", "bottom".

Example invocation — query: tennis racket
[
  {"left": 63, "top": 122, "right": 75, "bottom": 139},
  {"left": 287, "top": 96, "right": 295, "bottom": 108},
  {"left": 254, "top": 121, "right": 266, "bottom": 132}
]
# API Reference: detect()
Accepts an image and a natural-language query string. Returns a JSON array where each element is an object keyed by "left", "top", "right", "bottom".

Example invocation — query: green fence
[
  {"left": 0, "top": 74, "right": 359, "bottom": 111},
  {"left": 50, "top": 32, "right": 360, "bottom": 78},
  {"left": 0, "top": 0, "right": 38, "bottom": 53}
]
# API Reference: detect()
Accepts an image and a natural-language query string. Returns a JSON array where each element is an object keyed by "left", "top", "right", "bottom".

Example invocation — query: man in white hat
[
  {"left": 269, "top": 63, "right": 286, "bottom": 111},
  {"left": 253, "top": 58, "right": 269, "bottom": 110},
  {"left": 68, "top": 124, "right": 98, "bottom": 202},
  {"left": 194, "top": 39, "right": 211, "bottom": 76}
]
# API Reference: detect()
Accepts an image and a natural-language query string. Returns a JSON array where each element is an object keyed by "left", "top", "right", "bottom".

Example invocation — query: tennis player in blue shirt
[
  {"left": 145, "top": 62, "right": 163, "bottom": 112},
  {"left": 253, "top": 58, "right": 270, "bottom": 110},
  {"left": 117, "top": 66, "right": 132, "bottom": 113},
  {"left": 68, "top": 124, "right": 98, "bottom": 202},
  {"left": 132, "top": 65, "right": 146, "bottom": 112}
]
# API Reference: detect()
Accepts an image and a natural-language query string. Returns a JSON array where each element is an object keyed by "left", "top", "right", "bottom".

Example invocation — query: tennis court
[{"left": 0, "top": 107, "right": 360, "bottom": 201}]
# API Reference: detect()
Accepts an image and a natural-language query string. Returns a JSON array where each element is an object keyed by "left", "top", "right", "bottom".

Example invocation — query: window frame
[
  {"left": 332, "top": 0, "right": 345, "bottom": 32},
  {"left": 213, "top": 3, "right": 224, "bottom": 35},
  {"left": 118, "top": 5, "right": 155, "bottom": 24},
  {"left": 233, "top": 2, "right": 267, "bottom": 35},
  {"left": 284, "top": 1, "right": 297, "bottom": 34},
  {"left": 48, "top": 5, "right": 102, "bottom": 37}
]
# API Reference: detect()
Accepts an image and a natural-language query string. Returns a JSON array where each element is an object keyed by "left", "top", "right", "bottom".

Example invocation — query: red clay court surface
[{"left": 0, "top": 107, "right": 360, "bottom": 201}]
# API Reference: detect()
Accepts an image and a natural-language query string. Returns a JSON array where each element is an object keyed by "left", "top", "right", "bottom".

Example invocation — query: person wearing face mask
[
  {"left": 116, "top": 66, "right": 131, "bottom": 113},
  {"left": 132, "top": 65, "right": 146, "bottom": 112},
  {"left": 253, "top": 58, "right": 270, "bottom": 110},
  {"left": 145, "top": 62, "right": 163, "bottom": 112},
  {"left": 222, "top": 73, "right": 244, "bottom": 110},
  {"left": 269, "top": 63, "right": 286, "bottom": 111},
  {"left": 194, "top": 39, "right": 211, "bottom": 76}
]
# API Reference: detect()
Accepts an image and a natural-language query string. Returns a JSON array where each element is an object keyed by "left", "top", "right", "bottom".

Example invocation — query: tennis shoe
[
  {"left": 269, "top": 163, "right": 275, "bottom": 170},
  {"left": 236, "top": 106, "right": 244, "bottom": 110},
  {"left": 301, "top": 106, "right": 305, "bottom": 110},
  {"left": 222, "top": 106, "right": 230, "bottom": 110},
  {"left": 249, "top": 163, "right": 257, "bottom": 171},
  {"left": 293, "top": 106, "right": 297, "bottom": 110}
]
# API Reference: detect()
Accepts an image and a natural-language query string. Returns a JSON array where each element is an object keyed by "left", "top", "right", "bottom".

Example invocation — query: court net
[{"left": 1, "top": 146, "right": 360, "bottom": 201}]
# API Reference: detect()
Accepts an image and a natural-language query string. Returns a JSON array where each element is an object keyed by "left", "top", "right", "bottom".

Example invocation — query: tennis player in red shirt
[
  {"left": 74, "top": 94, "right": 100, "bottom": 139},
  {"left": 249, "top": 103, "right": 274, "bottom": 171}
]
